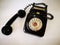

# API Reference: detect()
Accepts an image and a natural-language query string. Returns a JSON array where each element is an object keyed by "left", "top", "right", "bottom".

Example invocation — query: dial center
[{"left": 33, "top": 22, "right": 37, "bottom": 27}]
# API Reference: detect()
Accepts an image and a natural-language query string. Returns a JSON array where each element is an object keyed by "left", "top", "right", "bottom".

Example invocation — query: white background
[{"left": 0, "top": 0, "right": 60, "bottom": 45}]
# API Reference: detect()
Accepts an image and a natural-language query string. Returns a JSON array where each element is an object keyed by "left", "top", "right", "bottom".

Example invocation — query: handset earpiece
[
  {"left": 18, "top": 10, "right": 26, "bottom": 18},
  {"left": 2, "top": 10, "right": 26, "bottom": 35}
]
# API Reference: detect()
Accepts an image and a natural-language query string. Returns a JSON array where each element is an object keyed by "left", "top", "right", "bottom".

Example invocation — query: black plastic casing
[{"left": 24, "top": 5, "right": 47, "bottom": 37}]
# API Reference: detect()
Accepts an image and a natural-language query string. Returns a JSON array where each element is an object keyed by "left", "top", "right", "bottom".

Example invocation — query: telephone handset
[
  {"left": 1, "top": 3, "right": 54, "bottom": 37},
  {"left": 2, "top": 10, "right": 26, "bottom": 35}
]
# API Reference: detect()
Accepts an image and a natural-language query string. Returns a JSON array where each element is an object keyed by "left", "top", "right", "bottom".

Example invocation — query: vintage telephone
[{"left": 1, "top": 3, "right": 54, "bottom": 37}]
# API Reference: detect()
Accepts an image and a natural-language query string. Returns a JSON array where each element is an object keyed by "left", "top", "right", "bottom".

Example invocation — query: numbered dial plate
[{"left": 29, "top": 18, "right": 43, "bottom": 32}]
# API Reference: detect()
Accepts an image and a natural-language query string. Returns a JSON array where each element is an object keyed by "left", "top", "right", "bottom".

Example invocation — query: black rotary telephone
[{"left": 1, "top": 3, "right": 54, "bottom": 37}]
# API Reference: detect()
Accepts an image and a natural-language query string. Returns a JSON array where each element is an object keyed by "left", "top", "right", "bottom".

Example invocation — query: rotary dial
[{"left": 29, "top": 18, "right": 43, "bottom": 32}]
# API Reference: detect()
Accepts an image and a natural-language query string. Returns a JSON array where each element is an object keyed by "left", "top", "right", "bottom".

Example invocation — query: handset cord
[
  {"left": 24, "top": 3, "right": 54, "bottom": 20},
  {"left": 24, "top": 3, "right": 47, "bottom": 10}
]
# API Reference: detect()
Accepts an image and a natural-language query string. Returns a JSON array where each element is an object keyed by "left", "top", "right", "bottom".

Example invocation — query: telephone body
[{"left": 24, "top": 5, "right": 47, "bottom": 37}]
